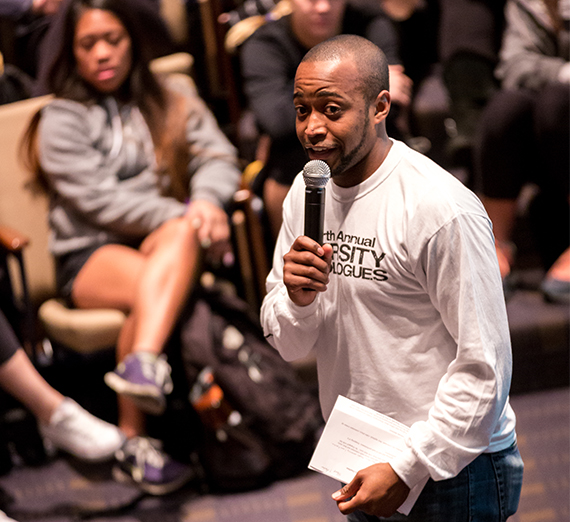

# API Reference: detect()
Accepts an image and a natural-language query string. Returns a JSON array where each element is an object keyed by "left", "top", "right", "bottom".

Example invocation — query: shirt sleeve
[
  {"left": 260, "top": 179, "right": 323, "bottom": 360},
  {"left": 390, "top": 211, "right": 513, "bottom": 488},
  {"left": 39, "top": 100, "right": 187, "bottom": 238},
  {"left": 167, "top": 76, "right": 241, "bottom": 208}
]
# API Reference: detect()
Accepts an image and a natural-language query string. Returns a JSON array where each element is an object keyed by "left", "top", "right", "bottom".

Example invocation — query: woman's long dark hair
[
  {"left": 39, "top": 0, "right": 166, "bottom": 109},
  {"left": 23, "top": 0, "right": 196, "bottom": 199}
]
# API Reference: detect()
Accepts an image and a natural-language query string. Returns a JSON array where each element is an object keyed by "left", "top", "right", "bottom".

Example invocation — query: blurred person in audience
[
  {"left": 439, "top": 0, "right": 506, "bottom": 169},
  {"left": 0, "top": 308, "right": 124, "bottom": 462},
  {"left": 378, "top": 0, "right": 506, "bottom": 171},
  {"left": 239, "top": 0, "right": 413, "bottom": 240},
  {"left": 0, "top": 50, "right": 35, "bottom": 104},
  {"left": 0, "top": 0, "right": 175, "bottom": 81},
  {"left": 0, "top": 0, "right": 63, "bottom": 78},
  {"left": 261, "top": 34, "right": 522, "bottom": 520},
  {"left": 0, "top": 0, "right": 62, "bottom": 20},
  {"left": 474, "top": 0, "right": 569, "bottom": 303},
  {"left": 21, "top": 0, "right": 242, "bottom": 494}
]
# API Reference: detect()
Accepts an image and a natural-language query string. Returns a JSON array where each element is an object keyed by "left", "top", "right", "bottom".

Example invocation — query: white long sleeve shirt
[{"left": 261, "top": 140, "right": 517, "bottom": 500}]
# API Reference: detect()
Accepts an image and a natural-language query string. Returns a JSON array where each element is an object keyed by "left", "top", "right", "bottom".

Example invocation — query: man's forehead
[{"left": 294, "top": 58, "right": 359, "bottom": 92}]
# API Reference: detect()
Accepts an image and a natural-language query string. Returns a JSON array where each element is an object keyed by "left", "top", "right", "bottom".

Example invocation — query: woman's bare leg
[
  {"left": 130, "top": 218, "right": 202, "bottom": 353},
  {"left": 72, "top": 217, "right": 201, "bottom": 354},
  {"left": 0, "top": 349, "right": 63, "bottom": 424},
  {"left": 114, "top": 314, "right": 144, "bottom": 438},
  {"left": 547, "top": 247, "right": 570, "bottom": 281},
  {"left": 70, "top": 217, "right": 202, "bottom": 436},
  {"left": 482, "top": 197, "right": 518, "bottom": 278}
]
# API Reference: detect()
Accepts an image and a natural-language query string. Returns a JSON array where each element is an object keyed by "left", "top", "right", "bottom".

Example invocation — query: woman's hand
[
  {"left": 185, "top": 200, "right": 232, "bottom": 266},
  {"left": 32, "top": 0, "right": 62, "bottom": 15},
  {"left": 388, "top": 65, "right": 413, "bottom": 107}
]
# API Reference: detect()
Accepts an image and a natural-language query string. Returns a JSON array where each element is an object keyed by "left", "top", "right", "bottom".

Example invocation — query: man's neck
[{"left": 333, "top": 138, "right": 392, "bottom": 188}]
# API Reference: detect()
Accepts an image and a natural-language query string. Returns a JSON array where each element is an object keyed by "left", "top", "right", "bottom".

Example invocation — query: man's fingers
[
  {"left": 332, "top": 481, "right": 360, "bottom": 515},
  {"left": 292, "top": 235, "right": 324, "bottom": 256},
  {"left": 285, "top": 259, "right": 329, "bottom": 286},
  {"left": 332, "top": 480, "right": 359, "bottom": 501}
]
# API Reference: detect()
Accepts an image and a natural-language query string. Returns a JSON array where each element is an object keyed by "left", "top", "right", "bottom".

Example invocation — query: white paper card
[{"left": 309, "top": 395, "right": 428, "bottom": 515}]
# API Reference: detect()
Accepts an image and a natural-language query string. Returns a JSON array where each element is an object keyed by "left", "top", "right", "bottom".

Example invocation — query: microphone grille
[{"left": 303, "top": 160, "right": 331, "bottom": 188}]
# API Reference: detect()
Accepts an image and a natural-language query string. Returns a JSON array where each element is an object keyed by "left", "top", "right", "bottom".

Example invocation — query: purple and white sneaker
[
  {"left": 104, "top": 352, "right": 173, "bottom": 415},
  {"left": 113, "top": 436, "right": 195, "bottom": 495}
]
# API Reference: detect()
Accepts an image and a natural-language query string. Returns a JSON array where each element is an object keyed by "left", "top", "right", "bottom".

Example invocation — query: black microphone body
[
  {"left": 304, "top": 187, "right": 326, "bottom": 243},
  {"left": 303, "top": 160, "right": 331, "bottom": 245}
]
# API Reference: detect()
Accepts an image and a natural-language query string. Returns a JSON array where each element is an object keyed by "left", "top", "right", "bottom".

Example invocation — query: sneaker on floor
[
  {"left": 541, "top": 277, "right": 570, "bottom": 305},
  {"left": 39, "top": 398, "right": 124, "bottom": 462},
  {"left": 104, "top": 352, "right": 173, "bottom": 415},
  {"left": 0, "top": 510, "right": 18, "bottom": 522},
  {"left": 113, "top": 436, "right": 195, "bottom": 495},
  {"left": 541, "top": 247, "right": 570, "bottom": 305}
]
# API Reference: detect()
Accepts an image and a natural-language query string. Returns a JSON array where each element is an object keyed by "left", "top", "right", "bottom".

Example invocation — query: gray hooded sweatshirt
[{"left": 38, "top": 76, "right": 241, "bottom": 257}]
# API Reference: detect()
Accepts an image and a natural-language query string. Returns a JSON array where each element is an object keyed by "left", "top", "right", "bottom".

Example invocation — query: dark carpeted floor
[
  {"left": 0, "top": 277, "right": 568, "bottom": 522},
  {"left": 0, "top": 386, "right": 568, "bottom": 522}
]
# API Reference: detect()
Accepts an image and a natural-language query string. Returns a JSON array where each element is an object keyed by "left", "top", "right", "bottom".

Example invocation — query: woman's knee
[{"left": 146, "top": 217, "right": 200, "bottom": 254}]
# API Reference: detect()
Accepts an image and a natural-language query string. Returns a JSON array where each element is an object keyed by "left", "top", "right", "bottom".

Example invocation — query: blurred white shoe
[
  {"left": 39, "top": 398, "right": 124, "bottom": 462},
  {"left": 0, "top": 510, "right": 17, "bottom": 521}
]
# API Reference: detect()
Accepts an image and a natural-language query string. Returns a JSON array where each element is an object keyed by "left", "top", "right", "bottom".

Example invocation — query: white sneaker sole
[{"left": 40, "top": 427, "right": 123, "bottom": 463}]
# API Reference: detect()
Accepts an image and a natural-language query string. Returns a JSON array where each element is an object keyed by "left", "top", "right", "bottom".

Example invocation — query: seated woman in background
[
  {"left": 22, "top": 0, "right": 242, "bottom": 495},
  {"left": 474, "top": 0, "right": 569, "bottom": 303}
]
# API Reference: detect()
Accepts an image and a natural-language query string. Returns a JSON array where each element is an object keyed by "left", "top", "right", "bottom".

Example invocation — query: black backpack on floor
[{"left": 174, "top": 286, "right": 323, "bottom": 492}]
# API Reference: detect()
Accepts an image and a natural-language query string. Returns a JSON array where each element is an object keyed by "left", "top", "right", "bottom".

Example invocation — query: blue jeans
[{"left": 346, "top": 442, "right": 523, "bottom": 522}]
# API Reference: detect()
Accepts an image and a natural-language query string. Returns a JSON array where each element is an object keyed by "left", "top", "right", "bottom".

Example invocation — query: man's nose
[{"left": 305, "top": 112, "right": 326, "bottom": 137}]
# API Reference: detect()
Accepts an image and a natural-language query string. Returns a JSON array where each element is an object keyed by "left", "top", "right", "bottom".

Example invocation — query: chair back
[{"left": 0, "top": 94, "right": 54, "bottom": 304}]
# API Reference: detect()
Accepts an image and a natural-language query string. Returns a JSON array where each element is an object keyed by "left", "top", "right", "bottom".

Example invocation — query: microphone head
[{"left": 303, "top": 160, "right": 331, "bottom": 189}]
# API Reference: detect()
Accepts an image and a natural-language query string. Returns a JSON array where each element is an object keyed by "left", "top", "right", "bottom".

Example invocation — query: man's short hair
[{"left": 301, "top": 34, "right": 389, "bottom": 103}]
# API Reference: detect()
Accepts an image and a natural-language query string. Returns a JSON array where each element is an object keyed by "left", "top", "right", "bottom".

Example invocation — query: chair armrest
[
  {"left": 0, "top": 225, "right": 30, "bottom": 253},
  {"left": 150, "top": 52, "right": 194, "bottom": 76}
]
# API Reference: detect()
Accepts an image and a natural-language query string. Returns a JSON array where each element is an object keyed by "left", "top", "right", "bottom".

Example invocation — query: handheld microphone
[{"left": 303, "top": 160, "right": 331, "bottom": 245}]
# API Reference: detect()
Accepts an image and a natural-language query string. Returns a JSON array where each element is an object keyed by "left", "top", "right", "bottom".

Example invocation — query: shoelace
[
  {"left": 153, "top": 355, "right": 174, "bottom": 395},
  {"left": 128, "top": 437, "right": 167, "bottom": 483},
  {"left": 139, "top": 355, "right": 174, "bottom": 395}
]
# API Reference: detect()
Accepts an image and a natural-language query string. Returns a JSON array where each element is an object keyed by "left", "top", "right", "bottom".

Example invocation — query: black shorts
[
  {"left": 55, "top": 244, "right": 103, "bottom": 307},
  {"left": 55, "top": 238, "right": 144, "bottom": 307}
]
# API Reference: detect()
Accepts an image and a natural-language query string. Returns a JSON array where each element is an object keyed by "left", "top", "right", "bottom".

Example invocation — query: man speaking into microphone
[{"left": 260, "top": 35, "right": 523, "bottom": 521}]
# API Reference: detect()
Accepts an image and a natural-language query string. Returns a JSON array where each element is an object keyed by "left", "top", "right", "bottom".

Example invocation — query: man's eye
[
  {"left": 295, "top": 106, "right": 308, "bottom": 117},
  {"left": 325, "top": 105, "right": 341, "bottom": 117}
]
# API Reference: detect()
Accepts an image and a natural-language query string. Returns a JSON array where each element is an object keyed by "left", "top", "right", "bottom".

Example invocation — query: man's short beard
[{"left": 331, "top": 110, "right": 370, "bottom": 178}]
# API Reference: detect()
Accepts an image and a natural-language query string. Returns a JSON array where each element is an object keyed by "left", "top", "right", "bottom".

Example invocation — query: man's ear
[{"left": 374, "top": 90, "right": 391, "bottom": 124}]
